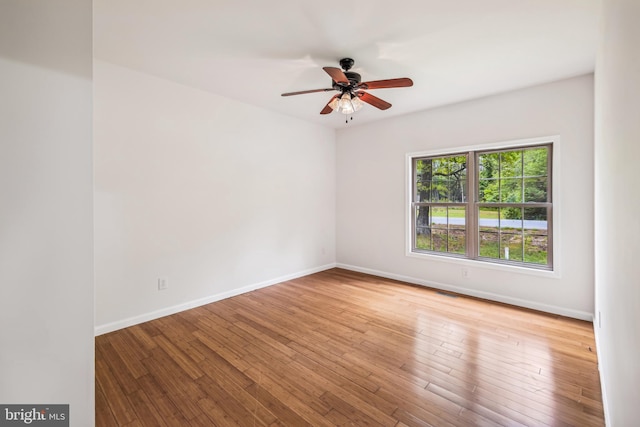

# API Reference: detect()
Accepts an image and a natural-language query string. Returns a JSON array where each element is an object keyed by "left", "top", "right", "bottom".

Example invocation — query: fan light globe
[
  {"left": 351, "top": 95, "right": 364, "bottom": 111},
  {"left": 332, "top": 93, "right": 364, "bottom": 115},
  {"left": 338, "top": 93, "right": 354, "bottom": 114}
]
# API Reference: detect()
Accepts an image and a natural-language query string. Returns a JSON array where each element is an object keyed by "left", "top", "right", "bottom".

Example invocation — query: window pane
[
  {"left": 479, "top": 207, "right": 499, "bottom": 258},
  {"left": 448, "top": 207, "right": 466, "bottom": 254},
  {"left": 449, "top": 229, "right": 466, "bottom": 254},
  {"left": 448, "top": 206, "right": 466, "bottom": 223},
  {"left": 501, "top": 207, "right": 523, "bottom": 233},
  {"left": 416, "top": 180, "right": 431, "bottom": 202},
  {"left": 432, "top": 158, "right": 447, "bottom": 197},
  {"left": 500, "top": 150, "right": 523, "bottom": 178},
  {"left": 500, "top": 233, "right": 523, "bottom": 261},
  {"left": 448, "top": 177, "right": 466, "bottom": 203},
  {"left": 430, "top": 206, "right": 447, "bottom": 228},
  {"left": 524, "top": 234, "right": 547, "bottom": 264},
  {"left": 524, "top": 207, "right": 548, "bottom": 264},
  {"left": 432, "top": 176, "right": 447, "bottom": 201},
  {"left": 524, "top": 147, "right": 548, "bottom": 177},
  {"left": 479, "top": 153, "right": 499, "bottom": 180},
  {"left": 415, "top": 159, "right": 431, "bottom": 202},
  {"left": 524, "top": 207, "right": 547, "bottom": 223},
  {"left": 449, "top": 155, "right": 467, "bottom": 203},
  {"left": 500, "top": 178, "right": 522, "bottom": 203},
  {"left": 416, "top": 234, "right": 431, "bottom": 250},
  {"left": 478, "top": 178, "right": 498, "bottom": 203},
  {"left": 432, "top": 228, "right": 448, "bottom": 252},
  {"left": 479, "top": 231, "right": 499, "bottom": 258},
  {"left": 479, "top": 207, "right": 499, "bottom": 231},
  {"left": 479, "top": 152, "right": 500, "bottom": 203},
  {"left": 416, "top": 159, "right": 432, "bottom": 178},
  {"left": 416, "top": 230, "right": 432, "bottom": 251},
  {"left": 524, "top": 177, "right": 547, "bottom": 202},
  {"left": 415, "top": 206, "right": 431, "bottom": 250}
]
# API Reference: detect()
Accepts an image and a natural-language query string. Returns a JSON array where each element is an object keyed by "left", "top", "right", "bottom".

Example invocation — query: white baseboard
[
  {"left": 336, "top": 263, "right": 593, "bottom": 321},
  {"left": 592, "top": 320, "right": 611, "bottom": 426},
  {"left": 96, "top": 261, "right": 593, "bottom": 335},
  {"left": 94, "top": 263, "right": 337, "bottom": 336}
]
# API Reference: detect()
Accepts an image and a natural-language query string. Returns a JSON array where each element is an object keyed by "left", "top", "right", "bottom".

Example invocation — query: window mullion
[{"left": 467, "top": 151, "right": 477, "bottom": 259}]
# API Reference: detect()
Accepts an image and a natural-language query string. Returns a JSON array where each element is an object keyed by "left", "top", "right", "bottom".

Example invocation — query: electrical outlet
[{"left": 158, "top": 278, "right": 168, "bottom": 291}]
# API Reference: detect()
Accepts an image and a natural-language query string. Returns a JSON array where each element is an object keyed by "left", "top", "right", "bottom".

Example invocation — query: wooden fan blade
[
  {"left": 320, "top": 94, "right": 339, "bottom": 115},
  {"left": 281, "top": 88, "right": 334, "bottom": 96},
  {"left": 359, "top": 78, "right": 413, "bottom": 90},
  {"left": 323, "top": 67, "right": 349, "bottom": 84},
  {"left": 358, "top": 91, "right": 392, "bottom": 110}
]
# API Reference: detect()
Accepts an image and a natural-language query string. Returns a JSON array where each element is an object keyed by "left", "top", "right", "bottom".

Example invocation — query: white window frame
[{"left": 405, "top": 135, "right": 561, "bottom": 278}]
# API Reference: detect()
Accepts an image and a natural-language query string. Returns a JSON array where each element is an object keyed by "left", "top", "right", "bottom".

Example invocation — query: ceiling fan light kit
[
  {"left": 329, "top": 92, "right": 364, "bottom": 115},
  {"left": 281, "top": 58, "right": 413, "bottom": 123}
]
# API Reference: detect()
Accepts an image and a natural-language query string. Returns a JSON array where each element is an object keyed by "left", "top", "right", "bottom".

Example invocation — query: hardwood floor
[{"left": 95, "top": 268, "right": 604, "bottom": 426}]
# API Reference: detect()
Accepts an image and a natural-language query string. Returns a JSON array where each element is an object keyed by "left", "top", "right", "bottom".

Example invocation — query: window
[{"left": 410, "top": 141, "right": 553, "bottom": 270}]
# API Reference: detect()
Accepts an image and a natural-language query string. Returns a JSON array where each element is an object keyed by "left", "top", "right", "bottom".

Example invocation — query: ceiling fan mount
[
  {"left": 281, "top": 58, "right": 413, "bottom": 118},
  {"left": 336, "top": 58, "right": 361, "bottom": 89},
  {"left": 339, "top": 57, "right": 355, "bottom": 71}
]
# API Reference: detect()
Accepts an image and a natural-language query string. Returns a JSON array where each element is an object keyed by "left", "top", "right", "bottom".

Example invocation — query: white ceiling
[{"left": 94, "top": 0, "right": 600, "bottom": 129}]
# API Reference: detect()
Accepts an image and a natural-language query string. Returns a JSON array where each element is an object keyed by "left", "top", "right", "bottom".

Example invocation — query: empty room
[{"left": 1, "top": 0, "right": 638, "bottom": 426}]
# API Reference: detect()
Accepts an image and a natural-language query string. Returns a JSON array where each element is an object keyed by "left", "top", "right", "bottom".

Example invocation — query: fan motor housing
[
  {"left": 332, "top": 71, "right": 362, "bottom": 92},
  {"left": 345, "top": 71, "right": 361, "bottom": 85}
]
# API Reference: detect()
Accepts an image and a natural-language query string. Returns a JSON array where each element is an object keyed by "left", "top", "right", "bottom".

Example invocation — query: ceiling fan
[{"left": 281, "top": 58, "right": 413, "bottom": 121}]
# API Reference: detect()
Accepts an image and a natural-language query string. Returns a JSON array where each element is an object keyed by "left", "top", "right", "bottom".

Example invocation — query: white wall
[
  {"left": 337, "top": 75, "right": 594, "bottom": 319},
  {"left": 0, "top": 1, "right": 94, "bottom": 425},
  {"left": 94, "top": 60, "right": 336, "bottom": 332},
  {"left": 594, "top": 0, "right": 640, "bottom": 424}
]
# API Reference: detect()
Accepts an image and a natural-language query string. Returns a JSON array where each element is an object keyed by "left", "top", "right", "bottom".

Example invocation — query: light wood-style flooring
[{"left": 96, "top": 268, "right": 604, "bottom": 426}]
